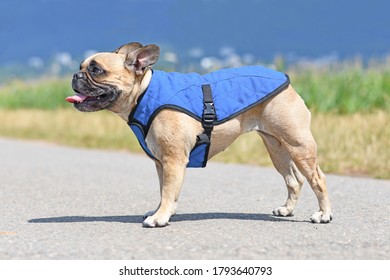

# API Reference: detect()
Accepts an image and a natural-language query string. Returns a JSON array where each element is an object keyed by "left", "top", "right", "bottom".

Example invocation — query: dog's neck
[
  {"left": 113, "top": 68, "right": 152, "bottom": 122},
  {"left": 139, "top": 68, "right": 153, "bottom": 97}
]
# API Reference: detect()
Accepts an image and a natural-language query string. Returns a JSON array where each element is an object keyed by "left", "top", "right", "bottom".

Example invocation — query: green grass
[
  {"left": 1, "top": 62, "right": 389, "bottom": 113},
  {"left": 289, "top": 63, "right": 390, "bottom": 114},
  {"left": 0, "top": 78, "right": 72, "bottom": 110}
]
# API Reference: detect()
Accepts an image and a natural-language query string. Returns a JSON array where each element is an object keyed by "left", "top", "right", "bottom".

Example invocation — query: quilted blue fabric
[{"left": 128, "top": 66, "right": 289, "bottom": 167}]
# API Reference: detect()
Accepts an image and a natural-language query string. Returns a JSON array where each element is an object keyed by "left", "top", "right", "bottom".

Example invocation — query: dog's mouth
[
  {"left": 65, "top": 91, "right": 111, "bottom": 104},
  {"left": 65, "top": 82, "right": 121, "bottom": 112}
]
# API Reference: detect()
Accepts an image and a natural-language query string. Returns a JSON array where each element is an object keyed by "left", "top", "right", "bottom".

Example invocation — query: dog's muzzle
[{"left": 73, "top": 71, "right": 87, "bottom": 80}]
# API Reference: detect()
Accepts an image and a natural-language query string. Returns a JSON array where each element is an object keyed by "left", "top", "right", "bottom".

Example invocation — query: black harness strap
[{"left": 197, "top": 84, "right": 215, "bottom": 144}]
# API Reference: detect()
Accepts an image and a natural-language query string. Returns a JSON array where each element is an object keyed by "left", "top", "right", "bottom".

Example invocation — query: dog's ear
[
  {"left": 113, "top": 42, "right": 143, "bottom": 55},
  {"left": 124, "top": 44, "right": 160, "bottom": 75}
]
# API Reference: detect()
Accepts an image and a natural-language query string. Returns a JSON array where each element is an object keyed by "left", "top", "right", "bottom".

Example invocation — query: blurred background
[
  {"left": 0, "top": 0, "right": 389, "bottom": 178},
  {"left": 1, "top": 0, "right": 390, "bottom": 78}
]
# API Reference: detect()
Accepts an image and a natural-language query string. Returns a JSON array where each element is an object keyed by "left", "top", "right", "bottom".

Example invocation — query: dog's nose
[{"left": 73, "top": 72, "right": 86, "bottom": 79}]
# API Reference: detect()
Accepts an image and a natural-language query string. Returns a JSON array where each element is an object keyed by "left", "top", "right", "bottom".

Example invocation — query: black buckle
[
  {"left": 202, "top": 102, "right": 215, "bottom": 129},
  {"left": 198, "top": 84, "right": 215, "bottom": 141},
  {"left": 204, "top": 102, "right": 214, "bottom": 115}
]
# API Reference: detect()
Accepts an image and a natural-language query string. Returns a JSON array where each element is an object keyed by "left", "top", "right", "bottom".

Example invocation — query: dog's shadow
[{"left": 28, "top": 212, "right": 305, "bottom": 224}]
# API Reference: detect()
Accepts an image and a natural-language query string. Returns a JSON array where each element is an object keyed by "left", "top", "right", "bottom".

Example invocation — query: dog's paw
[
  {"left": 310, "top": 211, "right": 333, "bottom": 223},
  {"left": 143, "top": 210, "right": 156, "bottom": 220},
  {"left": 142, "top": 213, "right": 170, "bottom": 228},
  {"left": 272, "top": 206, "right": 294, "bottom": 217}
]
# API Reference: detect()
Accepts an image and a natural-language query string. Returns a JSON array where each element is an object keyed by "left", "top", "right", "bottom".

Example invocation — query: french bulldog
[{"left": 66, "top": 42, "right": 332, "bottom": 227}]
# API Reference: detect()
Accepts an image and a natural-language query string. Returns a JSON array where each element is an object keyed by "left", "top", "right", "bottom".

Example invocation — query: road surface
[{"left": 0, "top": 137, "right": 389, "bottom": 259}]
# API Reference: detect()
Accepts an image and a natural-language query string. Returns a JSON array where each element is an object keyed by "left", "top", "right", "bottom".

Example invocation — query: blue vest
[{"left": 128, "top": 66, "right": 289, "bottom": 168}]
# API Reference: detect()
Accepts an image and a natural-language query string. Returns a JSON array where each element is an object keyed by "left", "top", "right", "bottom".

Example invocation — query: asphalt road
[{"left": 0, "top": 137, "right": 389, "bottom": 260}]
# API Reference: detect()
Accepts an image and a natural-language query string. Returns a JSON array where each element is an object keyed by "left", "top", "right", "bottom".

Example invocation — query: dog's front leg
[
  {"left": 142, "top": 111, "right": 198, "bottom": 227},
  {"left": 143, "top": 159, "right": 187, "bottom": 228}
]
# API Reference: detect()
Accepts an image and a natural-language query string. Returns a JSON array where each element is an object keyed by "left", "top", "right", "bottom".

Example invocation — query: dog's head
[{"left": 66, "top": 42, "right": 160, "bottom": 114}]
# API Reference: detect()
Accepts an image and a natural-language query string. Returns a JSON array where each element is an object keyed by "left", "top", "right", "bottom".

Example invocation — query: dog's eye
[{"left": 89, "top": 65, "right": 104, "bottom": 75}]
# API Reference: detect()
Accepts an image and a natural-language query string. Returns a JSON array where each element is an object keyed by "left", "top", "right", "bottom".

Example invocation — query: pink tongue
[{"left": 65, "top": 93, "right": 87, "bottom": 103}]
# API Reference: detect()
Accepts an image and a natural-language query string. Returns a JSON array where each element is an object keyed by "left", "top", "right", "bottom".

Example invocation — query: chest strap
[{"left": 196, "top": 84, "right": 215, "bottom": 144}]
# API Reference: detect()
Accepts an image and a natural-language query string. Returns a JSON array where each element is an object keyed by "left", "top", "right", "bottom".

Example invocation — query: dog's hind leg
[
  {"left": 266, "top": 121, "right": 332, "bottom": 223},
  {"left": 258, "top": 132, "right": 304, "bottom": 217},
  {"left": 255, "top": 86, "right": 332, "bottom": 223},
  {"left": 284, "top": 138, "right": 333, "bottom": 223}
]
